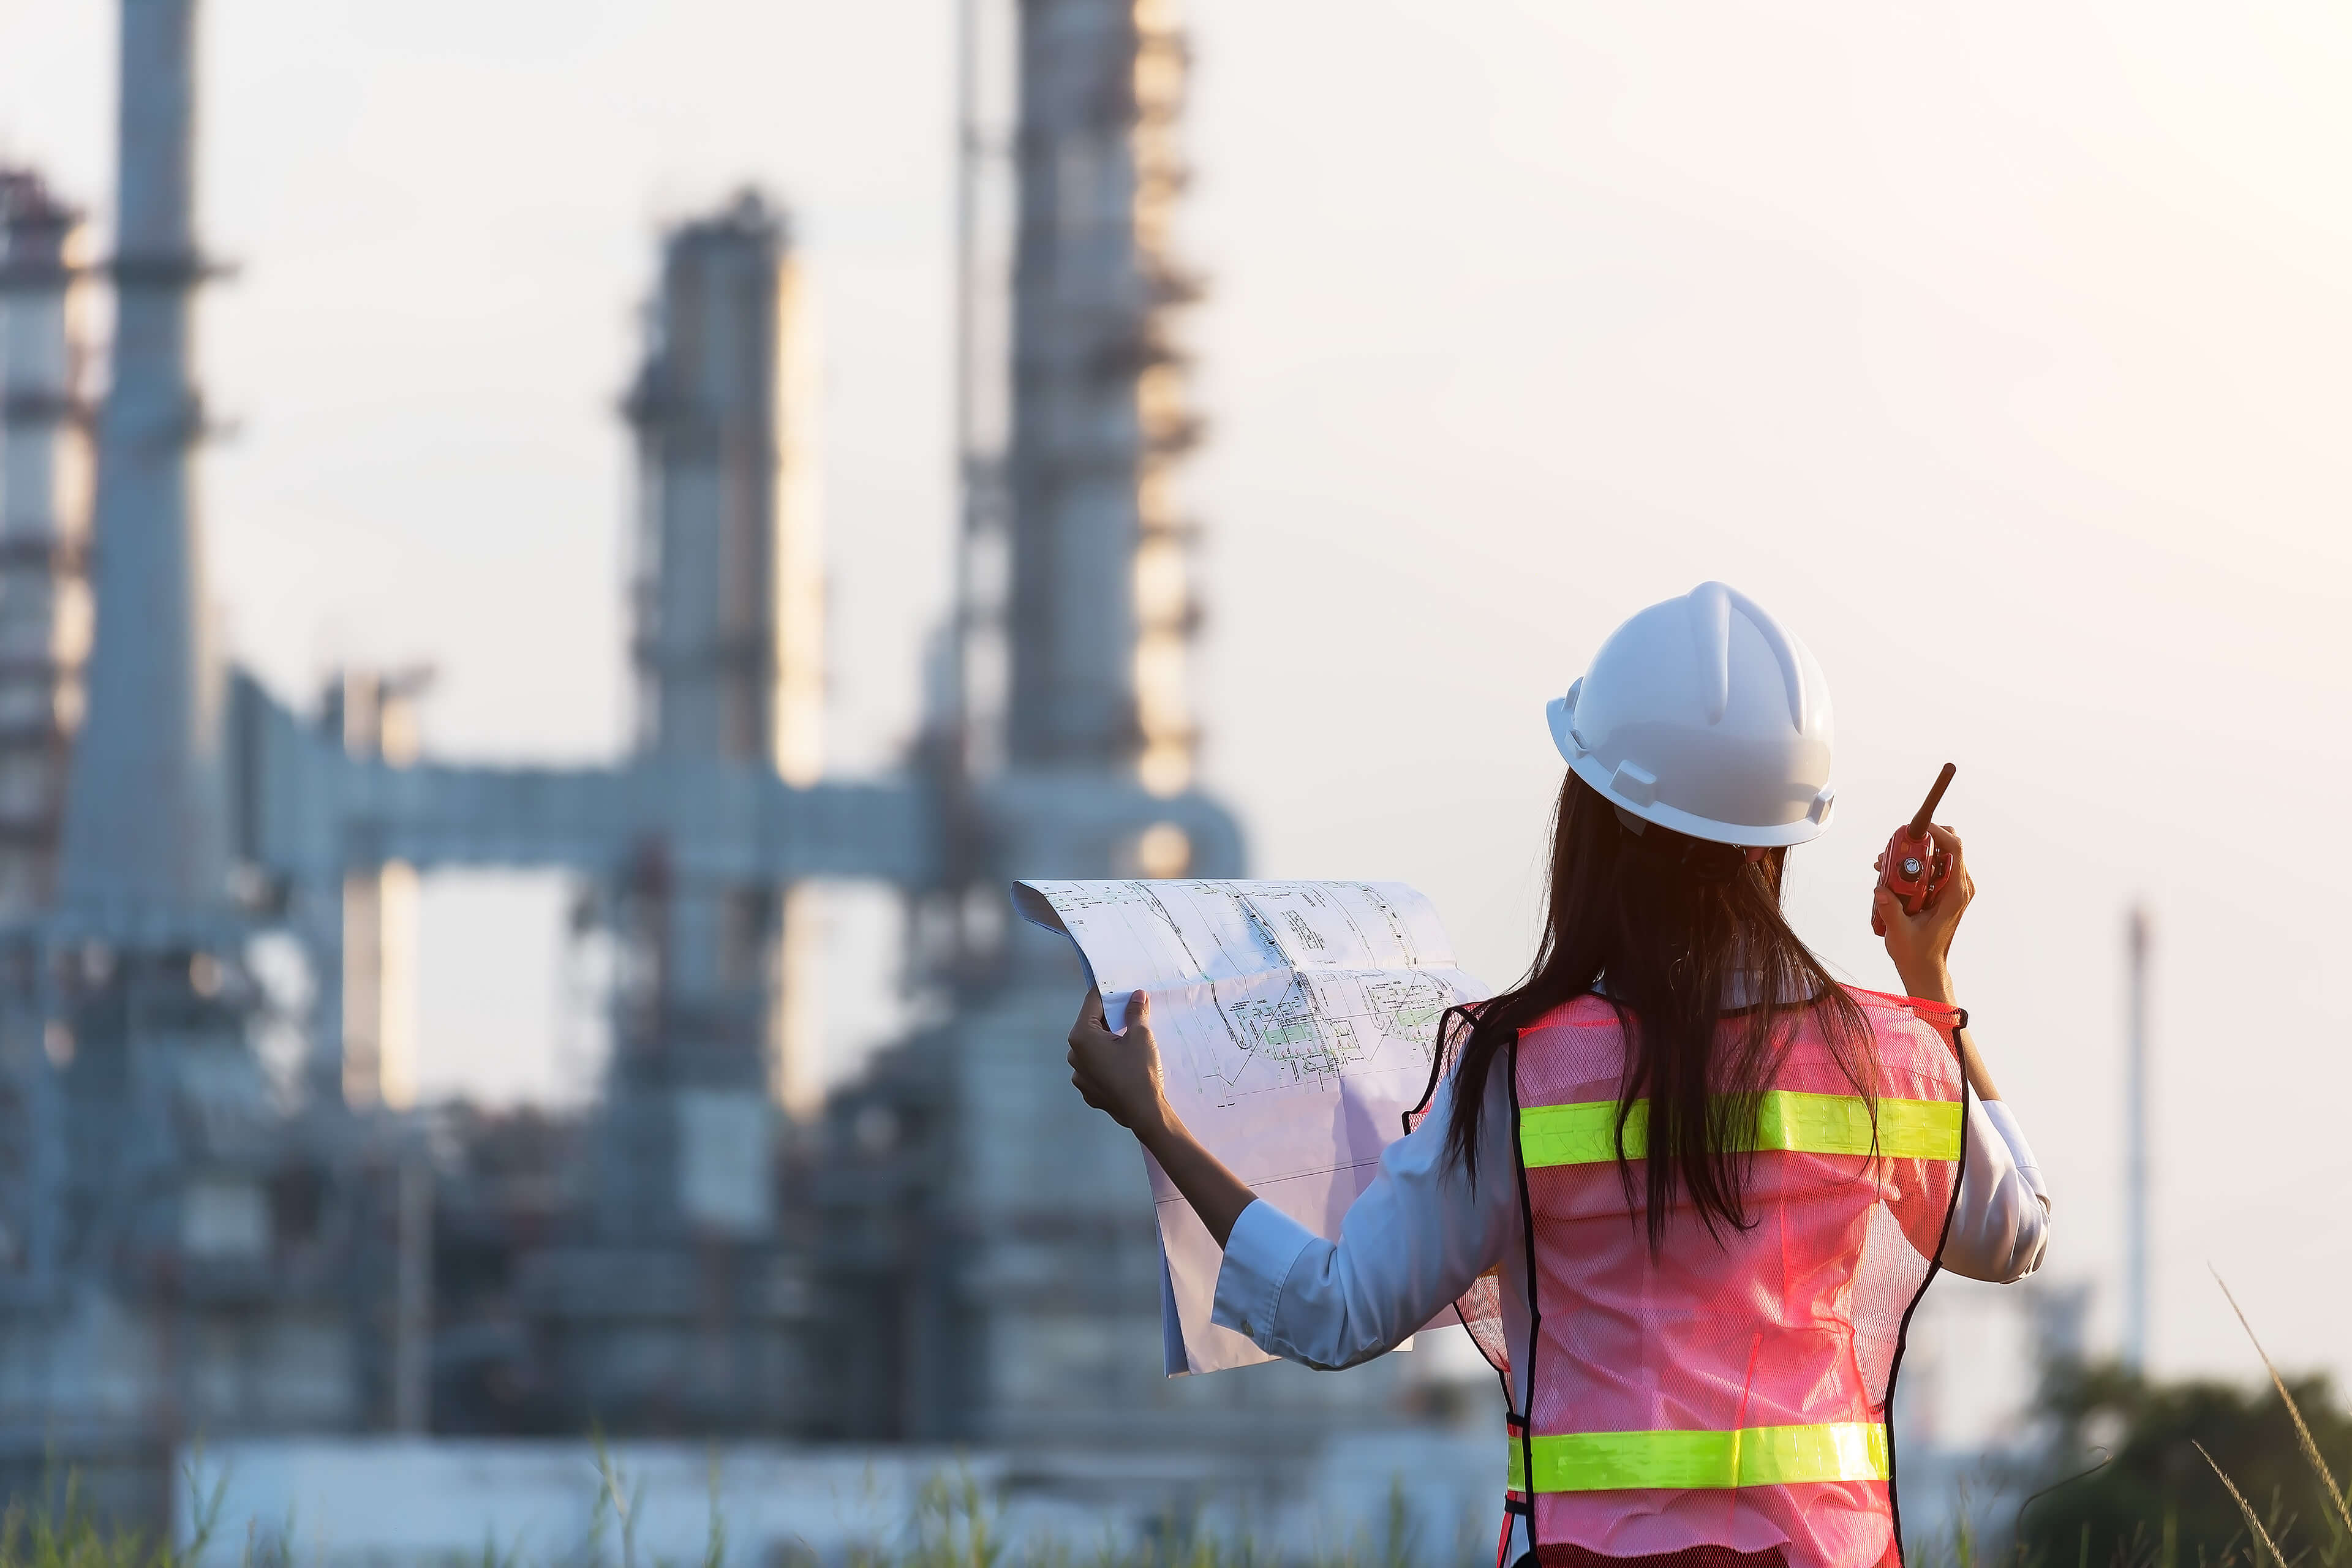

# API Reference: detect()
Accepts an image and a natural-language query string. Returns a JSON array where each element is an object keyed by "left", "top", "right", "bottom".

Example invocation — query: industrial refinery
[
  {"left": 0, "top": 0, "right": 2229, "bottom": 1555},
  {"left": 0, "top": 0, "right": 1442, "bottom": 1531}
]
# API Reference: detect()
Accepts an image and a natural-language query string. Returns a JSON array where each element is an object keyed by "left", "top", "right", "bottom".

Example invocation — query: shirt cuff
[
  {"left": 1982, "top": 1099, "right": 2050, "bottom": 1210},
  {"left": 1210, "top": 1199, "right": 1317, "bottom": 1346}
]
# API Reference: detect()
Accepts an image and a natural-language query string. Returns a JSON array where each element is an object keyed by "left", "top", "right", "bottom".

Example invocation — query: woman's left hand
[
  {"left": 1068, "top": 987, "right": 1171, "bottom": 1136},
  {"left": 1067, "top": 987, "right": 1257, "bottom": 1247},
  {"left": 1874, "top": 823, "right": 1974, "bottom": 1005}
]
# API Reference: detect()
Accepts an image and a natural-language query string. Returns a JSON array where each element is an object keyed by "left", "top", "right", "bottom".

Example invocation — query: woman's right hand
[{"left": 1874, "top": 823, "right": 1973, "bottom": 1005}]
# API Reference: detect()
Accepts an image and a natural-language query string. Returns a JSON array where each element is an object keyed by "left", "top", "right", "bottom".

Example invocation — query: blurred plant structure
[
  {"left": 2008, "top": 1359, "right": 2346, "bottom": 1566},
  {"left": 2007, "top": 1284, "right": 2352, "bottom": 1568}
]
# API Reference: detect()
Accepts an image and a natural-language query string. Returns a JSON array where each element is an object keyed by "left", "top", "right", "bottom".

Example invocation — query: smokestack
[
  {"left": 2124, "top": 902, "right": 2152, "bottom": 1372},
  {"left": 57, "top": 0, "right": 228, "bottom": 920}
]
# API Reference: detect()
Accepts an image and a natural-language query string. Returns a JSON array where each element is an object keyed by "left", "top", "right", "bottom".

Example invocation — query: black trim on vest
[
  {"left": 1507, "top": 1028, "right": 1544, "bottom": 1554},
  {"left": 1405, "top": 1003, "right": 1475, "bottom": 1135},
  {"left": 1879, "top": 1006, "right": 1973, "bottom": 1568},
  {"left": 1417, "top": 1003, "right": 1515, "bottom": 1387}
]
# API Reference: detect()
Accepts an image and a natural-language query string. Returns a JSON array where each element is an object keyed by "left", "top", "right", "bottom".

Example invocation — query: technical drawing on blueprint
[{"left": 1013, "top": 880, "right": 1486, "bottom": 1374}]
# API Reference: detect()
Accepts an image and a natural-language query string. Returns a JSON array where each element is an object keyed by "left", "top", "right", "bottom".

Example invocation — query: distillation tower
[
  {"left": 816, "top": 0, "right": 1408, "bottom": 1451},
  {"left": 1000, "top": 0, "right": 1200, "bottom": 789},
  {"left": 0, "top": 0, "right": 1415, "bottom": 1511},
  {"left": 1, "top": 0, "right": 431, "bottom": 1515},
  {"left": 513, "top": 196, "right": 823, "bottom": 1435}
]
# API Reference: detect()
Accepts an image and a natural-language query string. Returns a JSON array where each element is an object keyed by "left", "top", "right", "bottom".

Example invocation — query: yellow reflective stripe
[
  {"left": 1507, "top": 1422, "right": 1889, "bottom": 1492},
  {"left": 1765, "top": 1091, "right": 1961, "bottom": 1160},
  {"left": 1518, "top": 1091, "right": 1960, "bottom": 1167},
  {"left": 1517, "top": 1099, "right": 1646, "bottom": 1167}
]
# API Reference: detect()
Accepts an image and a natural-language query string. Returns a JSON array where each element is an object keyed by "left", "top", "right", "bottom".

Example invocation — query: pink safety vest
[{"left": 1414, "top": 987, "right": 1966, "bottom": 1568}]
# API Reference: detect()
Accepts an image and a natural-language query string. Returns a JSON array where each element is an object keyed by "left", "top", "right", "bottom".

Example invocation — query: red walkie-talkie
[{"left": 1872, "top": 763, "right": 1956, "bottom": 937}]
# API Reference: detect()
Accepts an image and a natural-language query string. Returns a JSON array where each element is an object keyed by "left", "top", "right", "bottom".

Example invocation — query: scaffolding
[{"left": 0, "top": 172, "right": 94, "bottom": 916}]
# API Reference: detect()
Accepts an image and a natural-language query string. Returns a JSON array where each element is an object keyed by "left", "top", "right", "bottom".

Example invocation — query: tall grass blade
[
  {"left": 2199, "top": 1442, "right": 2289, "bottom": 1568},
  {"left": 179, "top": 1443, "right": 227, "bottom": 1567},
  {"left": 703, "top": 1449, "right": 727, "bottom": 1568},
  {"left": 2212, "top": 1268, "right": 2352, "bottom": 1542}
]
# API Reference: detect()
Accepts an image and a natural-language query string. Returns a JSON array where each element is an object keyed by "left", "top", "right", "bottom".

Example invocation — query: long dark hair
[{"left": 1445, "top": 771, "right": 1874, "bottom": 1248}]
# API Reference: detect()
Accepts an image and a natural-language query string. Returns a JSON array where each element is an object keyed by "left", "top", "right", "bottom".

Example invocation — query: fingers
[
  {"left": 1069, "top": 986, "right": 1158, "bottom": 1129},
  {"left": 1068, "top": 986, "right": 1110, "bottom": 1050},
  {"left": 1926, "top": 824, "right": 1972, "bottom": 908}
]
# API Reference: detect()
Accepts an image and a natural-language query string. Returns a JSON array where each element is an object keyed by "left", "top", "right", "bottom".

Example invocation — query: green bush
[
  {"left": 2010, "top": 1287, "right": 2352, "bottom": 1568},
  {"left": 2013, "top": 1361, "right": 2350, "bottom": 1567}
]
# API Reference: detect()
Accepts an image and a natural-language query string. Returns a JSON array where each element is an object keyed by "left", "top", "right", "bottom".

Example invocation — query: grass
[
  {"left": 0, "top": 1459, "right": 1447, "bottom": 1568},
  {"left": 6, "top": 1280, "right": 2344, "bottom": 1568},
  {"left": 840, "top": 1471, "right": 1440, "bottom": 1568},
  {"left": 1912, "top": 1276, "right": 2351, "bottom": 1568},
  {"left": 0, "top": 1461, "right": 224, "bottom": 1568},
  {"left": 2208, "top": 1273, "right": 2352, "bottom": 1565}
]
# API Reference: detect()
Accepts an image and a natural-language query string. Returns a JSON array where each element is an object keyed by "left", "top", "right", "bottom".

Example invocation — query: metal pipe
[
  {"left": 950, "top": 0, "right": 979, "bottom": 766},
  {"left": 2124, "top": 902, "right": 2151, "bottom": 1371}
]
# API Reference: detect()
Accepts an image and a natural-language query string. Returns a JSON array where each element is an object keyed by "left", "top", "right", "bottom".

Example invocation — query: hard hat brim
[{"left": 1558, "top": 745, "right": 1834, "bottom": 849}]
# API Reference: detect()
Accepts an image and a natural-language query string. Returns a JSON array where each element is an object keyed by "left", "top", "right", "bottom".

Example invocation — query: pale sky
[{"left": 4, "top": 0, "right": 2351, "bottom": 1398}]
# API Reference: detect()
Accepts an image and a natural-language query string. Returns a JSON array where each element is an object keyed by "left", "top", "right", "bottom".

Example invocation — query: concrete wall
[{"left": 176, "top": 1433, "right": 1507, "bottom": 1567}]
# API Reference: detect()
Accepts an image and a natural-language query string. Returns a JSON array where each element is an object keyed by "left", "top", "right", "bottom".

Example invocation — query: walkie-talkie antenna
[{"left": 1908, "top": 763, "right": 1957, "bottom": 837}]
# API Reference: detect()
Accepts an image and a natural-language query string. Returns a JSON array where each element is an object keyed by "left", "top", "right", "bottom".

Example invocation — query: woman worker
[{"left": 1063, "top": 583, "right": 2049, "bottom": 1568}]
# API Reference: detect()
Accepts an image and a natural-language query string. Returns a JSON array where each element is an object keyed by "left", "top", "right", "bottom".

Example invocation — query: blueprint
[{"left": 1012, "top": 879, "right": 1485, "bottom": 1374}]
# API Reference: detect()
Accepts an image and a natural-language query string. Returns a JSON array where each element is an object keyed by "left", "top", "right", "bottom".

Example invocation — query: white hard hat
[{"left": 1545, "top": 582, "right": 1836, "bottom": 848}]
